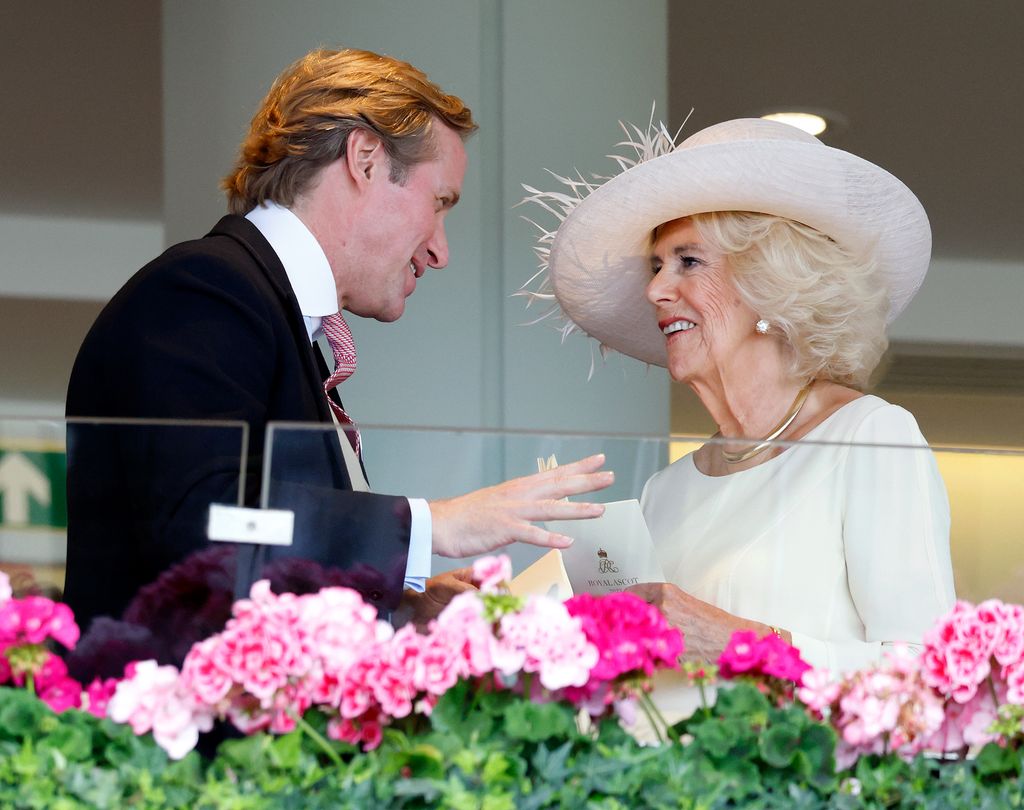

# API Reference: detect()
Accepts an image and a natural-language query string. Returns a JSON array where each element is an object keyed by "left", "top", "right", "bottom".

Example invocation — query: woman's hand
[{"left": 627, "top": 582, "right": 775, "bottom": 664}]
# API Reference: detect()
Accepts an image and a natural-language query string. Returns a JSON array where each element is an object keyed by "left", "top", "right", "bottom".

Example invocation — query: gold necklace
[{"left": 720, "top": 383, "right": 813, "bottom": 464}]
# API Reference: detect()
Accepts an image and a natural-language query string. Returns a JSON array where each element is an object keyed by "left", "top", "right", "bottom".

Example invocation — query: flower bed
[{"left": 2, "top": 562, "right": 1024, "bottom": 808}]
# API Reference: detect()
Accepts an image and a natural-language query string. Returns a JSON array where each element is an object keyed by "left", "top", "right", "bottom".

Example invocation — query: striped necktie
[{"left": 320, "top": 312, "right": 361, "bottom": 455}]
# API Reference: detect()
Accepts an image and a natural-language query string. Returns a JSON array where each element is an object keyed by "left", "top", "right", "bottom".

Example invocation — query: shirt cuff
[{"left": 403, "top": 497, "right": 433, "bottom": 592}]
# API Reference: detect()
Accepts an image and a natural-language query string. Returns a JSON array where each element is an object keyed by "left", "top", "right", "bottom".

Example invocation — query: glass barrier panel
[
  {"left": 11, "top": 413, "right": 1017, "bottom": 687},
  {"left": 0, "top": 417, "right": 247, "bottom": 685},
  {"left": 262, "top": 422, "right": 1022, "bottom": 674},
  {"left": 264, "top": 422, "right": 671, "bottom": 586}
]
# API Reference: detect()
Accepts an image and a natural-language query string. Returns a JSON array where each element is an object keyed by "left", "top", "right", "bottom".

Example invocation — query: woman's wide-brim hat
[{"left": 520, "top": 117, "right": 931, "bottom": 368}]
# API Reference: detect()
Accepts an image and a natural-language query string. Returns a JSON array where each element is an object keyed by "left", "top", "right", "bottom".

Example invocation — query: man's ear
[{"left": 345, "top": 127, "right": 386, "bottom": 189}]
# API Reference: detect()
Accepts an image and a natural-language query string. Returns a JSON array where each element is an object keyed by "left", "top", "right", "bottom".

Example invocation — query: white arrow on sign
[{"left": 0, "top": 453, "right": 51, "bottom": 525}]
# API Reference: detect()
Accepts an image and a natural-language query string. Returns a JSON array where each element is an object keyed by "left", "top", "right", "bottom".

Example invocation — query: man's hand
[
  {"left": 627, "top": 582, "right": 776, "bottom": 664},
  {"left": 429, "top": 453, "right": 614, "bottom": 558},
  {"left": 396, "top": 567, "right": 476, "bottom": 630}
]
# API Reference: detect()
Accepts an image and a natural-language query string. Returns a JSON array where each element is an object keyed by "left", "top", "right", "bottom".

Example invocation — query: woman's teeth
[{"left": 663, "top": 320, "right": 696, "bottom": 335}]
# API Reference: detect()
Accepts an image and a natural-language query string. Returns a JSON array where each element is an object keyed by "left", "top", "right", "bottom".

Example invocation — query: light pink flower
[
  {"left": 435, "top": 591, "right": 497, "bottom": 678},
  {"left": 497, "top": 596, "right": 597, "bottom": 691},
  {"left": 108, "top": 660, "right": 213, "bottom": 760},
  {"left": 339, "top": 656, "right": 378, "bottom": 719},
  {"left": 413, "top": 631, "right": 461, "bottom": 696},
  {"left": 180, "top": 637, "right": 234, "bottom": 707},
  {"left": 798, "top": 668, "right": 841, "bottom": 713},
  {"left": 372, "top": 624, "right": 422, "bottom": 718},
  {"left": 472, "top": 556, "right": 512, "bottom": 593},
  {"left": 0, "top": 571, "right": 11, "bottom": 604},
  {"left": 991, "top": 602, "right": 1024, "bottom": 668}
]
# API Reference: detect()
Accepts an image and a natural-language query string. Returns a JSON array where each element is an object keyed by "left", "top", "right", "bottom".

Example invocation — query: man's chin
[{"left": 374, "top": 302, "right": 406, "bottom": 323}]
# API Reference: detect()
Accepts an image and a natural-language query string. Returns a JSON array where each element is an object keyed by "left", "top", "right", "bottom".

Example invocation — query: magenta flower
[
  {"left": 717, "top": 631, "right": 764, "bottom": 678},
  {"left": 0, "top": 596, "right": 80, "bottom": 650},
  {"left": 39, "top": 677, "right": 83, "bottom": 713},
  {"left": 84, "top": 677, "right": 119, "bottom": 719},
  {"left": 718, "top": 630, "right": 810, "bottom": 684},
  {"left": 566, "top": 592, "right": 683, "bottom": 682}
]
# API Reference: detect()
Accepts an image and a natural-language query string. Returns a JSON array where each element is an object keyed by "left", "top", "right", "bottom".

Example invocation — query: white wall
[
  {"left": 0, "top": 214, "right": 163, "bottom": 301},
  {"left": 891, "top": 256, "right": 1024, "bottom": 347}
]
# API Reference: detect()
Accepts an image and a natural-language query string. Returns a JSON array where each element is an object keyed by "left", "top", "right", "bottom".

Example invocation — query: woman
[{"left": 523, "top": 117, "right": 956, "bottom": 676}]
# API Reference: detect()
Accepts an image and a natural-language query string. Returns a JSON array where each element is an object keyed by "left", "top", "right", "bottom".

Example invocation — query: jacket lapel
[{"left": 206, "top": 215, "right": 332, "bottom": 423}]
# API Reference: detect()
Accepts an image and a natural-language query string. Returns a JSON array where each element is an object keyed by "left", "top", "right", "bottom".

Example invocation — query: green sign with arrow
[{"left": 0, "top": 448, "right": 67, "bottom": 529}]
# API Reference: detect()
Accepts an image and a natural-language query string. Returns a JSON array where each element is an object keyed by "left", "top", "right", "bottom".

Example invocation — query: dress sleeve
[{"left": 791, "top": 404, "right": 956, "bottom": 673}]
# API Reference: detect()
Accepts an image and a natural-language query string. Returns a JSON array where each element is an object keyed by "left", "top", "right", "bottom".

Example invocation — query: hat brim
[{"left": 548, "top": 135, "right": 931, "bottom": 367}]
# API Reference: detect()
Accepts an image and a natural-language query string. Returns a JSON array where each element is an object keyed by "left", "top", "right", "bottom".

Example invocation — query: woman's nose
[{"left": 646, "top": 271, "right": 678, "bottom": 306}]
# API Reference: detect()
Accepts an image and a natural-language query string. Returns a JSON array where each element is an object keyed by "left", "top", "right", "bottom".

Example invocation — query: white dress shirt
[{"left": 245, "top": 202, "right": 431, "bottom": 591}]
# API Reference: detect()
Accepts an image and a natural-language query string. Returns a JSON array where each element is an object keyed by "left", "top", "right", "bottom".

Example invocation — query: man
[{"left": 63, "top": 48, "right": 611, "bottom": 647}]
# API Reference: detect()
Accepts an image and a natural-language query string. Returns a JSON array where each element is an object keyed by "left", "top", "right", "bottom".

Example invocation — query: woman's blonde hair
[
  {"left": 222, "top": 48, "right": 477, "bottom": 214},
  {"left": 690, "top": 211, "right": 889, "bottom": 390}
]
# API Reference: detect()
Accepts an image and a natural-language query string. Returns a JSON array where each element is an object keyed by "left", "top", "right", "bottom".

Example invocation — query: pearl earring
[{"left": 755, "top": 319, "right": 771, "bottom": 335}]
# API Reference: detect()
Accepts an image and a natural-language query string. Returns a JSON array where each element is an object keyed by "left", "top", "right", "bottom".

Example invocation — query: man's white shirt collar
[{"left": 245, "top": 202, "right": 338, "bottom": 341}]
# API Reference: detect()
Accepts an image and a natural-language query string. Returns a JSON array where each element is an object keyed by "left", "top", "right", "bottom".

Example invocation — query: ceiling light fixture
[{"left": 761, "top": 111, "right": 829, "bottom": 136}]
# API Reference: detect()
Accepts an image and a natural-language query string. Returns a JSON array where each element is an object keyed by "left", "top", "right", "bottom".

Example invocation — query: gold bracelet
[{"left": 768, "top": 625, "right": 784, "bottom": 639}]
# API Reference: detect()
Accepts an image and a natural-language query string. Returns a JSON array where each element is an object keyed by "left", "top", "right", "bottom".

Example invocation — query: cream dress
[{"left": 641, "top": 395, "right": 956, "bottom": 680}]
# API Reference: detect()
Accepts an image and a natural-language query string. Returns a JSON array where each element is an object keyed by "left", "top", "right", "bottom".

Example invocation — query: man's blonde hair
[{"left": 223, "top": 48, "right": 477, "bottom": 214}]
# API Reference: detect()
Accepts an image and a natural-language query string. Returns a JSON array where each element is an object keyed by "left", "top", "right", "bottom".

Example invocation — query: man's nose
[{"left": 426, "top": 225, "right": 449, "bottom": 269}]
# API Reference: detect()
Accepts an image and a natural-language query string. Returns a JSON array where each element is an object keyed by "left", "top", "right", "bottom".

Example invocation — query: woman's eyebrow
[{"left": 672, "top": 243, "right": 705, "bottom": 254}]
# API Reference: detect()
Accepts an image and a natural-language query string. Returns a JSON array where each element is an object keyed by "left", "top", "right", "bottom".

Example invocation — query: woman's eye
[{"left": 679, "top": 256, "right": 702, "bottom": 270}]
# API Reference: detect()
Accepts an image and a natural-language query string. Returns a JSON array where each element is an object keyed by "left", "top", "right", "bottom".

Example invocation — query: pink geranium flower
[
  {"left": 108, "top": 660, "right": 214, "bottom": 760},
  {"left": 718, "top": 630, "right": 810, "bottom": 684},
  {"left": 798, "top": 668, "right": 841, "bottom": 713},
  {"left": 497, "top": 596, "right": 597, "bottom": 691},
  {"left": 84, "top": 677, "right": 119, "bottom": 719},
  {"left": 39, "top": 677, "right": 83, "bottom": 713},
  {"left": 717, "top": 631, "right": 764, "bottom": 678},
  {"left": 472, "top": 556, "right": 512, "bottom": 593},
  {"left": 0, "top": 596, "right": 80, "bottom": 649},
  {"left": 567, "top": 592, "right": 683, "bottom": 680}
]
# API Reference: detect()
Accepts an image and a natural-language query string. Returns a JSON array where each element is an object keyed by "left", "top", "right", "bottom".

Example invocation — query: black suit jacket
[{"left": 64, "top": 215, "right": 411, "bottom": 637}]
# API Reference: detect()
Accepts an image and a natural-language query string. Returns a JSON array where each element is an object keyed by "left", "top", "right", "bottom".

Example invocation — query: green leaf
[
  {"left": 975, "top": 742, "right": 1022, "bottom": 779},
  {"left": 0, "top": 688, "right": 49, "bottom": 738},
  {"left": 759, "top": 723, "right": 801, "bottom": 768},
  {"left": 396, "top": 743, "right": 447, "bottom": 780},
  {"left": 791, "top": 724, "right": 838, "bottom": 793},
  {"left": 40, "top": 724, "right": 93, "bottom": 763},
  {"left": 268, "top": 731, "right": 304, "bottom": 770},
  {"left": 502, "top": 701, "right": 577, "bottom": 743},
  {"left": 690, "top": 716, "right": 749, "bottom": 759},
  {"left": 714, "top": 681, "right": 771, "bottom": 721},
  {"left": 431, "top": 680, "right": 495, "bottom": 741},
  {"left": 217, "top": 733, "right": 274, "bottom": 774}
]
